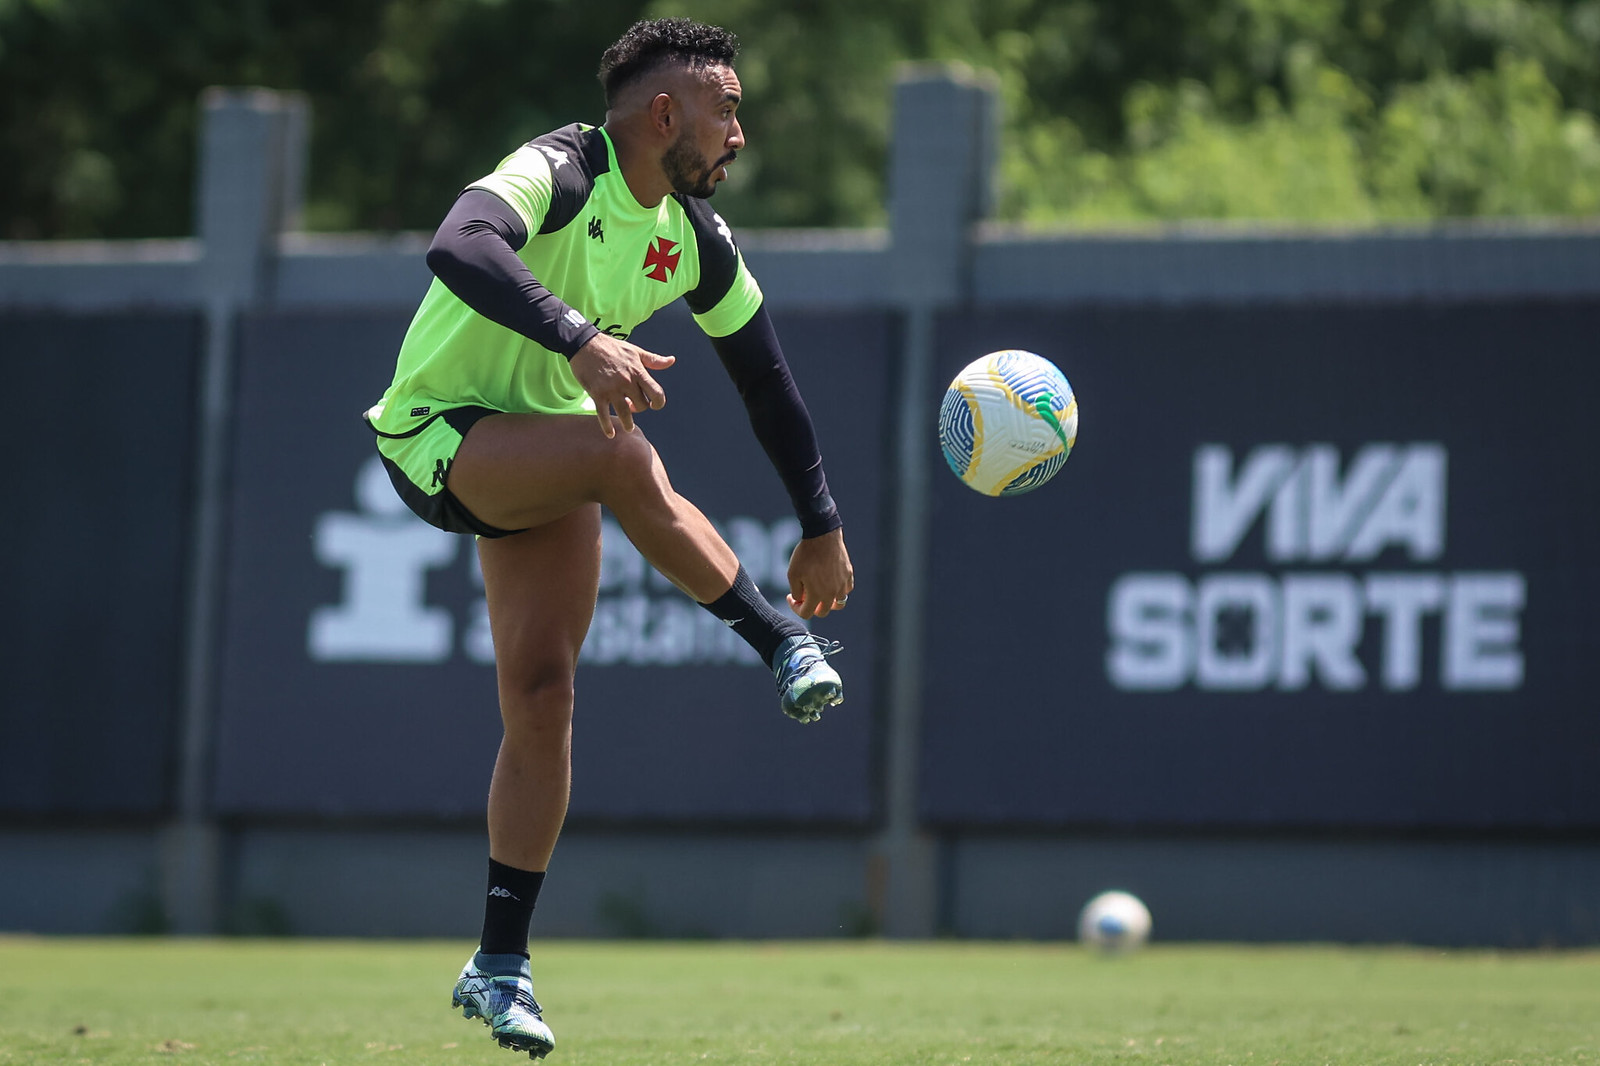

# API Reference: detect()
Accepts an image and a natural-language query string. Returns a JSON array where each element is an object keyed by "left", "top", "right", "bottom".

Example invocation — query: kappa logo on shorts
[
  {"left": 411, "top": 406, "right": 430, "bottom": 417},
  {"left": 433, "top": 458, "right": 452, "bottom": 487}
]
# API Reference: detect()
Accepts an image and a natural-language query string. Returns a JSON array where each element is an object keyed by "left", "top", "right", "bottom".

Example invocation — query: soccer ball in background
[
  {"left": 938, "top": 349, "right": 1078, "bottom": 496},
  {"left": 1078, "top": 890, "right": 1152, "bottom": 954}
]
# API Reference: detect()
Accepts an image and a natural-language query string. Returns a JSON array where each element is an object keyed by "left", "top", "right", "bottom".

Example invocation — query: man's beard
[{"left": 663, "top": 133, "right": 727, "bottom": 199}]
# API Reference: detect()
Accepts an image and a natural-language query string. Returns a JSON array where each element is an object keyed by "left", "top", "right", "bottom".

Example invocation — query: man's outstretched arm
[{"left": 710, "top": 306, "right": 852, "bottom": 616}]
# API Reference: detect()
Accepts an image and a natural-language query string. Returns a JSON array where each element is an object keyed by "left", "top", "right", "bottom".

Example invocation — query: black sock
[
  {"left": 480, "top": 858, "right": 545, "bottom": 958},
  {"left": 699, "top": 565, "right": 806, "bottom": 665}
]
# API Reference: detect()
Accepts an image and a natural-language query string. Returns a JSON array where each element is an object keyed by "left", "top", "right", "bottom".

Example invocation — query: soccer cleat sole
[
  {"left": 784, "top": 673, "right": 843, "bottom": 722},
  {"left": 498, "top": 1036, "right": 552, "bottom": 1060},
  {"left": 453, "top": 999, "right": 554, "bottom": 1060}
]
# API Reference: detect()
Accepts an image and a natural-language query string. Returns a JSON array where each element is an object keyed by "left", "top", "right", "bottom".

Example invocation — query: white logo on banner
[
  {"left": 1106, "top": 443, "right": 1527, "bottom": 693},
  {"left": 308, "top": 456, "right": 460, "bottom": 661},
  {"left": 309, "top": 456, "right": 797, "bottom": 666}
]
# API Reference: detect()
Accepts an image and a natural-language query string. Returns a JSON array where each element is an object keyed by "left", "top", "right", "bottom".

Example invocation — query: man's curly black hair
[{"left": 598, "top": 18, "right": 739, "bottom": 107}]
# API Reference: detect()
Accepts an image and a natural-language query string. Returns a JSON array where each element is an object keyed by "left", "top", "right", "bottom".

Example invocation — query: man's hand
[
  {"left": 787, "top": 527, "right": 853, "bottom": 620},
  {"left": 571, "top": 333, "right": 675, "bottom": 437}
]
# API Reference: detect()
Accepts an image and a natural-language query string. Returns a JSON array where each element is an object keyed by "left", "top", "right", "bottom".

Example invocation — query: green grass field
[{"left": 1, "top": 938, "right": 1595, "bottom": 1065}]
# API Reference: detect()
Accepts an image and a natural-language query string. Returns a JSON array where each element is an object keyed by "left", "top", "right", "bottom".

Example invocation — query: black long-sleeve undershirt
[
  {"left": 709, "top": 309, "right": 840, "bottom": 538},
  {"left": 425, "top": 188, "right": 840, "bottom": 539},
  {"left": 425, "top": 189, "right": 599, "bottom": 357}
]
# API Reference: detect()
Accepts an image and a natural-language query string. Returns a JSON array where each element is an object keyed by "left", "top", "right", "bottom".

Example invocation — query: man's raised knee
[{"left": 598, "top": 426, "right": 665, "bottom": 498}]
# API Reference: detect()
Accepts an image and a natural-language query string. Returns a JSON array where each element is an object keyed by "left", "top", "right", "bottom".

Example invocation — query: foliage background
[{"left": 2, "top": 0, "right": 1598, "bottom": 238}]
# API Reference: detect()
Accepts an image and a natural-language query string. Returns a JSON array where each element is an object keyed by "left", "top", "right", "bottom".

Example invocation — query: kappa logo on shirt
[
  {"left": 536, "top": 145, "right": 569, "bottom": 170},
  {"left": 712, "top": 212, "right": 736, "bottom": 251},
  {"left": 643, "top": 237, "right": 681, "bottom": 282}
]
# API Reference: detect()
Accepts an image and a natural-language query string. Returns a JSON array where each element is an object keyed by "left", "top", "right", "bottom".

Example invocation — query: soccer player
[{"left": 361, "top": 16, "right": 853, "bottom": 1061}]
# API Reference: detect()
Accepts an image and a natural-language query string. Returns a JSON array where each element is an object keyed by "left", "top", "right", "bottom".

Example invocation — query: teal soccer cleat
[
  {"left": 771, "top": 634, "right": 844, "bottom": 723},
  {"left": 452, "top": 952, "right": 555, "bottom": 1059}
]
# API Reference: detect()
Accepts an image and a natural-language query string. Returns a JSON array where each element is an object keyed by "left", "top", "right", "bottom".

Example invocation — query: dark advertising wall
[
  {"left": 1, "top": 312, "right": 202, "bottom": 815},
  {"left": 210, "top": 305, "right": 888, "bottom": 822},
  {"left": 922, "top": 300, "right": 1600, "bottom": 829}
]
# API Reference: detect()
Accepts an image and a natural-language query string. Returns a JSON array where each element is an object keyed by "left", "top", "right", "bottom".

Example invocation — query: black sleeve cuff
[
  {"left": 553, "top": 317, "right": 600, "bottom": 359},
  {"left": 799, "top": 502, "right": 842, "bottom": 541}
]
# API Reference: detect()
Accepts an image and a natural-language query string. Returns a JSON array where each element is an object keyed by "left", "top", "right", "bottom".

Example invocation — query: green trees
[
  {"left": 682, "top": 0, "right": 1600, "bottom": 226},
  {"left": 0, "top": 0, "right": 649, "bottom": 238},
  {"left": 3, "top": 0, "right": 1596, "bottom": 238},
  {"left": 1001, "top": 45, "right": 1600, "bottom": 224}
]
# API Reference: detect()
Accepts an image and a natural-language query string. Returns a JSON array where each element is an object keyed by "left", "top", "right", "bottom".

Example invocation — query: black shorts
[{"left": 365, "top": 404, "right": 526, "bottom": 538}]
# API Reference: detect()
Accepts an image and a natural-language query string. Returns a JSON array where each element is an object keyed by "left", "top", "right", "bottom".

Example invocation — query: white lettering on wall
[
  {"left": 1195, "top": 573, "right": 1278, "bottom": 690},
  {"left": 1192, "top": 443, "right": 1446, "bottom": 564},
  {"left": 1192, "top": 445, "right": 1295, "bottom": 563},
  {"left": 1108, "top": 571, "right": 1526, "bottom": 693},
  {"left": 1105, "top": 573, "right": 1191, "bottom": 691},
  {"left": 1112, "top": 443, "right": 1524, "bottom": 693},
  {"left": 1443, "top": 572, "right": 1526, "bottom": 690},
  {"left": 1363, "top": 574, "right": 1444, "bottom": 690}
]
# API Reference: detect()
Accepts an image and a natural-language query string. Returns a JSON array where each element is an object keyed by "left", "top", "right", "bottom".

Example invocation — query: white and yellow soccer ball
[
  {"left": 1077, "top": 890, "right": 1152, "bottom": 954},
  {"left": 938, "top": 349, "right": 1078, "bottom": 496}
]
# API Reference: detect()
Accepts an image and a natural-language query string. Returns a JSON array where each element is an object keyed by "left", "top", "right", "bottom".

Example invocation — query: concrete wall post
[
  {"left": 163, "top": 87, "right": 308, "bottom": 935},
  {"left": 874, "top": 65, "right": 998, "bottom": 937}
]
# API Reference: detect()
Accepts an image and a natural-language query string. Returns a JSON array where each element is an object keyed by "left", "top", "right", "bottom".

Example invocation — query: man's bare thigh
[
  {"left": 477, "top": 504, "right": 603, "bottom": 681},
  {"left": 448, "top": 411, "right": 641, "bottom": 531}
]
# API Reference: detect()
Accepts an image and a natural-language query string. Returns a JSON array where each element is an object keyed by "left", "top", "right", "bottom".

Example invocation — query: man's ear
[{"left": 650, "top": 92, "right": 674, "bottom": 136}]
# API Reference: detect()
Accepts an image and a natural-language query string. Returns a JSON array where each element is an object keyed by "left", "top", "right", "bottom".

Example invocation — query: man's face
[{"left": 662, "top": 63, "right": 744, "bottom": 199}]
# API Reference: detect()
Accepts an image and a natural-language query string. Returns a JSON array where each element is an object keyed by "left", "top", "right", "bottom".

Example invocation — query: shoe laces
[
  {"left": 509, "top": 983, "right": 543, "bottom": 1017},
  {"left": 777, "top": 636, "right": 843, "bottom": 687},
  {"left": 469, "top": 968, "right": 541, "bottom": 1017}
]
